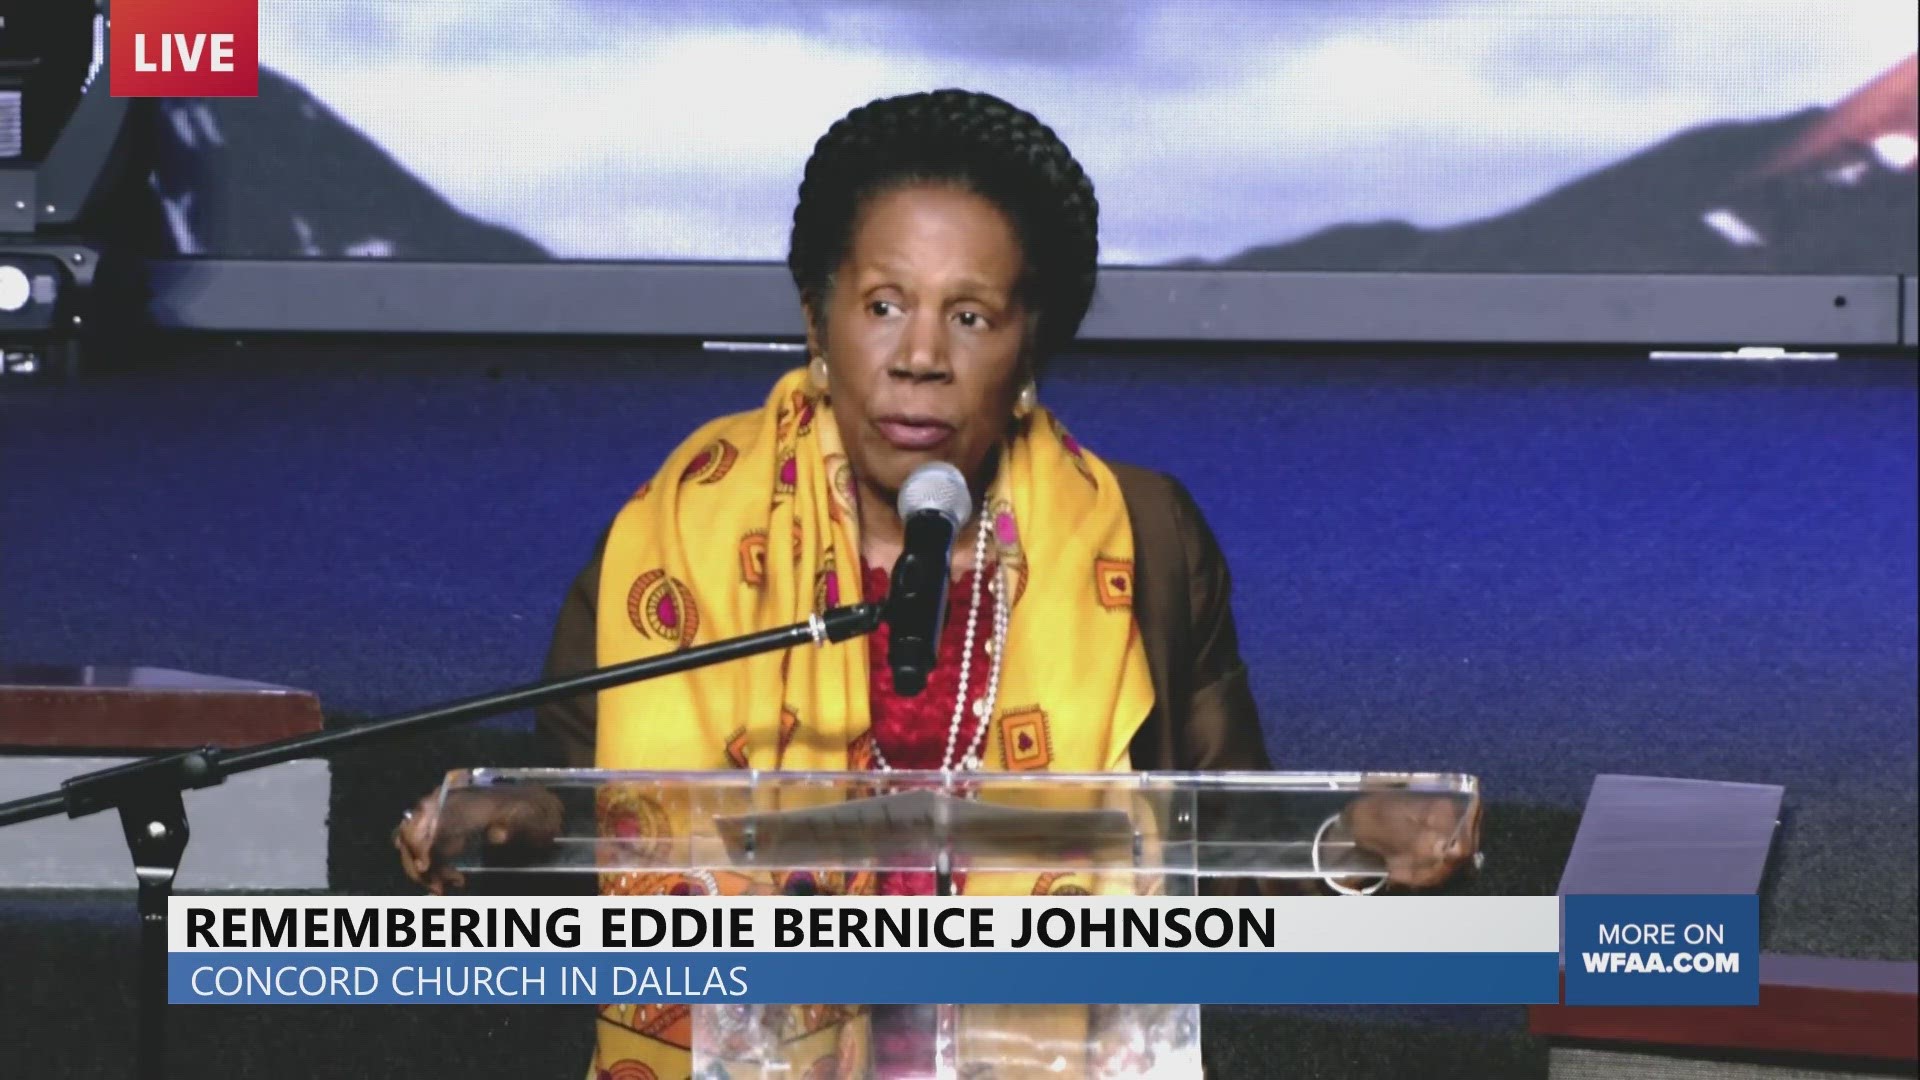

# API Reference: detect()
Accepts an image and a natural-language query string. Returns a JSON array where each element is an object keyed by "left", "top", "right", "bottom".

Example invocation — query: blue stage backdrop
[
  {"left": 0, "top": 350, "right": 1913, "bottom": 960},
  {"left": 132, "top": 0, "right": 1917, "bottom": 273}
]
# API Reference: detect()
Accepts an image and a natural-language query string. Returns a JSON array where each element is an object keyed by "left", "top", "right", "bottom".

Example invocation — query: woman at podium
[{"left": 396, "top": 89, "right": 1477, "bottom": 1079}]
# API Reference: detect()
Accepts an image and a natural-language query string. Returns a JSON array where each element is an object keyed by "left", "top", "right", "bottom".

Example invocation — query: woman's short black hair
[{"left": 788, "top": 88, "right": 1100, "bottom": 361}]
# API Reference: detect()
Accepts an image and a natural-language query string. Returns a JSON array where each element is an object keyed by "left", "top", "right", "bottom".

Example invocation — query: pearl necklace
[{"left": 870, "top": 507, "right": 1007, "bottom": 773}]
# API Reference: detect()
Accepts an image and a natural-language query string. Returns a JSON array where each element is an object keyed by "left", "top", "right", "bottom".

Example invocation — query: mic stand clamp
[{"left": 116, "top": 780, "right": 194, "bottom": 1080}]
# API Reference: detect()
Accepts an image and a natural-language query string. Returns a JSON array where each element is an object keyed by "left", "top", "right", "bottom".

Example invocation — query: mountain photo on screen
[{"left": 141, "top": 0, "right": 1918, "bottom": 274}]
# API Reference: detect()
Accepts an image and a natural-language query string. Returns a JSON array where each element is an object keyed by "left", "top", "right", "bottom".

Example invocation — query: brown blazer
[{"left": 534, "top": 462, "right": 1271, "bottom": 773}]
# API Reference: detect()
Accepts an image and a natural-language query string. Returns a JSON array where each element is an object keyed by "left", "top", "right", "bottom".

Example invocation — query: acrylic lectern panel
[
  {"left": 434, "top": 769, "right": 1479, "bottom": 886},
  {"left": 430, "top": 769, "right": 1479, "bottom": 1080}
]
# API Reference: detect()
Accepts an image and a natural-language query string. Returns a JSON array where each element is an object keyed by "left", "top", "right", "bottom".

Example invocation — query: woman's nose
[{"left": 891, "top": 311, "right": 951, "bottom": 381}]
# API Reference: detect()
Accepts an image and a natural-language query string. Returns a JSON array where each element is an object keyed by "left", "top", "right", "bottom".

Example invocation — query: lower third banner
[
  {"left": 171, "top": 951, "right": 1558, "bottom": 1005},
  {"left": 166, "top": 895, "right": 1564, "bottom": 1006}
]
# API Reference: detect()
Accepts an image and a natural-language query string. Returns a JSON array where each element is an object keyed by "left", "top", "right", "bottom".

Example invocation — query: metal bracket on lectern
[{"left": 935, "top": 847, "right": 954, "bottom": 898}]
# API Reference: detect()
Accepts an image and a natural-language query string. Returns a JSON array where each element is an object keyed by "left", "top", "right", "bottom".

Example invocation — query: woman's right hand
[
  {"left": 392, "top": 786, "right": 564, "bottom": 895},
  {"left": 1341, "top": 793, "right": 1483, "bottom": 891}
]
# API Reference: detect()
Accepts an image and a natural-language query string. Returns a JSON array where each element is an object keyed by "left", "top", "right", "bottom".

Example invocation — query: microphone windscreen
[{"left": 896, "top": 462, "right": 972, "bottom": 528}]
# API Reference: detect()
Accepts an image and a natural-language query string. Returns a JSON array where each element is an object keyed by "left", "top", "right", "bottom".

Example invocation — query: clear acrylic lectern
[{"left": 433, "top": 769, "right": 1479, "bottom": 1079}]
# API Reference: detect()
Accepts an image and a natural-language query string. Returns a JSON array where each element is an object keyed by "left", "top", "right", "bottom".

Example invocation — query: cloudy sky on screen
[{"left": 261, "top": 0, "right": 1918, "bottom": 264}]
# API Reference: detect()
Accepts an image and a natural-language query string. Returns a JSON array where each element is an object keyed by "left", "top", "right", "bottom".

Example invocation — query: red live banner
[{"left": 110, "top": 0, "right": 259, "bottom": 98}]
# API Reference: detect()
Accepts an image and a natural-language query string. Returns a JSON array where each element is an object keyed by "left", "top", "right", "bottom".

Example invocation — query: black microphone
[{"left": 886, "top": 462, "right": 973, "bottom": 696}]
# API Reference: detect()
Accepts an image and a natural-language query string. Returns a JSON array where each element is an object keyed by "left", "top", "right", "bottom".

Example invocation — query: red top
[{"left": 861, "top": 561, "right": 995, "bottom": 777}]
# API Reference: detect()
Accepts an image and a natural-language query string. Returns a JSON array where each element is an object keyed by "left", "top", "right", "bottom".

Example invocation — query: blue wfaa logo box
[{"left": 1564, "top": 895, "right": 1759, "bottom": 1006}]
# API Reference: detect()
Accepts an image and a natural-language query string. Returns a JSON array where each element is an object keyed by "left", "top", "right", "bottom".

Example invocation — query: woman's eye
[
  {"left": 867, "top": 300, "right": 897, "bottom": 318},
  {"left": 955, "top": 311, "right": 988, "bottom": 329}
]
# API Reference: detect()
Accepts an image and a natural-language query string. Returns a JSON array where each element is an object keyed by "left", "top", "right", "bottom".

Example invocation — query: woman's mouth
[{"left": 874, "top": 415, "right": 955, "bottom": 451}]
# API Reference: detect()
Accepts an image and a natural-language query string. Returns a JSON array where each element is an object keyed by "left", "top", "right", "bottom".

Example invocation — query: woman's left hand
[{"left": 1343, "top": 794, "right": 1484, "bottom": 890}]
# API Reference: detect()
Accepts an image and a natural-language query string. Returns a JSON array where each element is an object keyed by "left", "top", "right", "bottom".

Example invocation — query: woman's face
[{"left": 810, "top": 182, "right": 1030, "bottom": 510}]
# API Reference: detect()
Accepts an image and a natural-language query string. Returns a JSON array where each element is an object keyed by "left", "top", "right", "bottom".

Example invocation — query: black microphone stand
[{"left": 0, "top": 603, "right": 885, "bottom": 1080}]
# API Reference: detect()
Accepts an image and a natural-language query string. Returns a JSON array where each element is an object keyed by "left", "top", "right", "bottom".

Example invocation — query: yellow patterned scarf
[{"left": 590, "top": 368, "right": 1154, "bottom": 1078}]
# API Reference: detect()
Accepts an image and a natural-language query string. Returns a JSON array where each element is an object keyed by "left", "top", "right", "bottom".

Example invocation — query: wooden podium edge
[{"left": 0, "top": 684, "right": 325, "bottom": 750}]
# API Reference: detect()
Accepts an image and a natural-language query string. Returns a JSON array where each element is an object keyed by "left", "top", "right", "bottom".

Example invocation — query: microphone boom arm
[{"left": 0, "top": 600, "right": 886, "bottom": 1080}]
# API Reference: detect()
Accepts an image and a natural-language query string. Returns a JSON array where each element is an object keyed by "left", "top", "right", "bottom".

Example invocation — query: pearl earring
[
  {"left": 1013, "top": 380, "right": 1038, "bottom": 418},
  {"left": 809, "top": 354, "right": 830, "bottom": 391}
]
